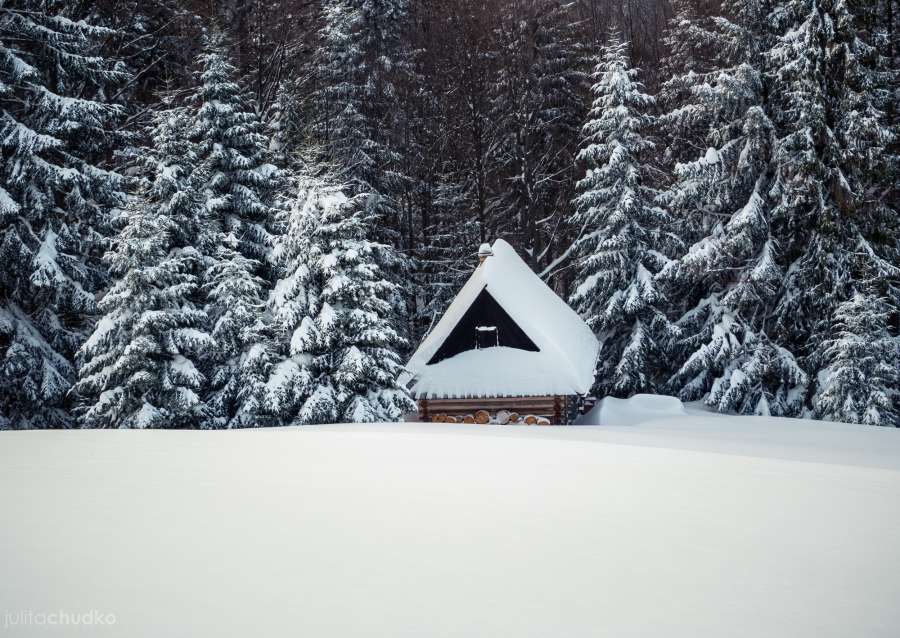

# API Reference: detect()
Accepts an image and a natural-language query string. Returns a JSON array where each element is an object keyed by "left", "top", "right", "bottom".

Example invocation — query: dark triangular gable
[{"left": 427, "top": 288, "right": 539, "bottom": 365}]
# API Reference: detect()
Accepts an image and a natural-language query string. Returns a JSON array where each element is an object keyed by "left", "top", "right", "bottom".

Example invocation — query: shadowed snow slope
[{"left": 2, "top": 417, "right": 899, "bottom": 637}]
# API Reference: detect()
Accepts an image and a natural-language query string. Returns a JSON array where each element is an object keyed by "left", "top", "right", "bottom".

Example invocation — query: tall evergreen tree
[
  {"left": 659, "top": 0, "right": 809, "bottom": 415},
  {"left": 74, "top": 106, "right": 215, "bottom": 428},
  {"left": 195, "top": 31, "right": 282, "bottom": 265},
  {"left": 659, "top": 0, "right": 898, "bottom": 417},
  {"left": 767, "top": 0, "right": 898, "bottom": 406},
  {"left": 267, "top": 174, "right": 414, "bottom": 423},
  {"left": 265, "top": 175, "right": 322, "bottom": 423},
  {"left": 0, "top": 2, "right": 126, "bottom": 428},
  {"left": 569, "top": 34, "right": 678, "bottom": 396},
  {"left": 193, "top": 33, "right": 283, "bottom": 426},
  {"left": 314, "top": 0, "right": 412, "bottom": 341}
]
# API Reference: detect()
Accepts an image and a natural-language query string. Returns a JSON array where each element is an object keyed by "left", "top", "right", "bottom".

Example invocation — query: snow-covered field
[{"left": 3, "top": 401, "right": 900, "bottom": 637}]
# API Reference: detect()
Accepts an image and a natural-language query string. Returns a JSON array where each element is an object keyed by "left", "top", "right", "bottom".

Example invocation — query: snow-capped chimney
[{"left": 478, "top": 243, "right": 493, "bottom": 264}]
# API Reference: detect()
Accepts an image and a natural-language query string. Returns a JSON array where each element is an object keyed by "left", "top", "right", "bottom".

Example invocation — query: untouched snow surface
[{"left": 2, "top": 415, "right": 900, "bottom": 637}]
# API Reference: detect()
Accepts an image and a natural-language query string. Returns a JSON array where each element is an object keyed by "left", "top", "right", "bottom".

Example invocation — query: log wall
[{"left": 418, "top": 396, "right": 568, "bottom": 425}]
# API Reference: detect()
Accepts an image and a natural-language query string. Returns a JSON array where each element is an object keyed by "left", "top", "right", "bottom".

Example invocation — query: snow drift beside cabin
[
  {"left": 575, "top": 393, "right": 689, "bottom": 425},
  {"left": 402, "top": 239, "right": 599, "bottom": 398}
]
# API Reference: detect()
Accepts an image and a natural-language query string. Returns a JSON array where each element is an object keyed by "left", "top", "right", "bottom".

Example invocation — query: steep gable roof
[{"left": 402, "top": 239, "right": 600, "bottom": 399}]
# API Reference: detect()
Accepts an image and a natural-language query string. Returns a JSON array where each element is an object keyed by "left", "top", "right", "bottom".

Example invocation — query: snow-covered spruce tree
[
  {"left": 0, "top": 2, "right": 126, "bottom": 428},
  {"left": 74, "top": 107, "right": 215, "bottom": 428},
  {"left": 658, "top": 0, "right": 809, "bottom": 416},
  {"left": 569, "top": 34, "right": 679, "bottom": 397},
  {"left": 193, "top": 32, "right": 283, "bottom": 427},
  {"left": 314, "top": 0, "right": 412, "bottom": 339},
  {"left": 267, "top": 174, "right": 414, "bottom": 424},
  {"left": 814, "top": 291, "right": 899, "bottom": 426},
  {"left": 767, "top": 0, "right": 899, "bottom": 407},
  {"left": 695, "top": 318, "right": 809, "bottom": 417}
]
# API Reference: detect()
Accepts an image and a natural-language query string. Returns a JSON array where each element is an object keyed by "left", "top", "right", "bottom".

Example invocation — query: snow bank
[
  {"left": 575, "top": 393, "right": 688, "bottom": 425},
  {"left": 2, "top": 419, "right": 899, "bottom": 637}
]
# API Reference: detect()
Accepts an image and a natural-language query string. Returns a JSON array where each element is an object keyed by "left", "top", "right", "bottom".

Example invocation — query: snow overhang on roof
[{"left": 401, "top": 239, "right": 600, "bottom": 399}]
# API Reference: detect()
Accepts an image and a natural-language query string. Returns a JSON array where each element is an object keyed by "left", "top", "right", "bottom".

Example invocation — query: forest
[{"left": 0, "top": 0, "right": 898, "bottom": 428}]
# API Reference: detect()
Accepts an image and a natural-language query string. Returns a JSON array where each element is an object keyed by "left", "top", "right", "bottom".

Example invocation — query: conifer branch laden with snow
[
  {"left": 814, "top": 291, "right": 899, "bottom": 426},
  {"left": 569, "top": 32, "right": 678, "bottom": 397}
]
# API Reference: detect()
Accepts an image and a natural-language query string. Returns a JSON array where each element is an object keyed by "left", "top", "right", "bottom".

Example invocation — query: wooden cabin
[{"left": 400, "top": 240, "right": 600, "bottom": 425}]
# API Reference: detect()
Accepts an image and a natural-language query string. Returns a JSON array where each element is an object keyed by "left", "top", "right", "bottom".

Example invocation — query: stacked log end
[{"left": 426, "top": 405, "right": 558, "bottom": 425}]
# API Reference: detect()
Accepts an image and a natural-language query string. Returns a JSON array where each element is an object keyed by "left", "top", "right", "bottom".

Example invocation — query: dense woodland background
[{"left": 1, "top": 0, "right": 898, "bottom": 428}]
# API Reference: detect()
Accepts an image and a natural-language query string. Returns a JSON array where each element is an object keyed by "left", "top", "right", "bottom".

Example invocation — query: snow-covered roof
[{"left": 402, "top": 239, "right": 600, "bottom": 399}]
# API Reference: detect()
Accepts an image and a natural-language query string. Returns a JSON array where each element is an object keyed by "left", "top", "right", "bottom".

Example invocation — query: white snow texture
[{"left": 2, "top": 404, "right": 899, "bottom": 637}]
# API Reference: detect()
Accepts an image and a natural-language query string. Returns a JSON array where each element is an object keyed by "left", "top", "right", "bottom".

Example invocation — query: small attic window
[{"left": 475, "top": 325, "right": 498, "bottom": 349}]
